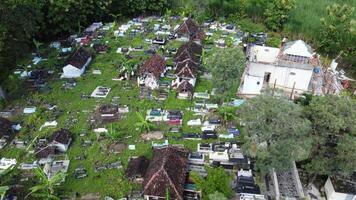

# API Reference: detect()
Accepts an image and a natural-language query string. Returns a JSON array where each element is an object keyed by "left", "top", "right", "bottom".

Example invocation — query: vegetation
[
  {"left": 192, "top": 167, "right": 233, "bottom": 200},
  {"left": 238, "top": 94, "right": 312, "bottom": 173},
  {"left": 319, "top": 3, "right": 355, "bottom": 62},
  {"left": 26, "top": 168, "right": 66, "bottom": 200},
  {"left": 304, "top": 95, "right": 356, "bottom": 176},
  {"left": 264, "top": 0, "right": 295, "bottom": 31},
  {"left": 205, "top": 47, "right": 245, "bottom": 101}
]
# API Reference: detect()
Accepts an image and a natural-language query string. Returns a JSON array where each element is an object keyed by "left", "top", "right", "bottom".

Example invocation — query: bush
[
  {"left": 237, "top": 18, "right": 265, "bottom": 33},
  {"left": 266, "top": 37, "right": 281, "bottom": 47}
]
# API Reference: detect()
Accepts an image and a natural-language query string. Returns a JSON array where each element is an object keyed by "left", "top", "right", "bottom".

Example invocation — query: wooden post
[
  {"left": 272, "top": 79, "right": 277, "bottom": 96},
  {"left": 290, "top": 82, "right": 296, "bottom": 100}
]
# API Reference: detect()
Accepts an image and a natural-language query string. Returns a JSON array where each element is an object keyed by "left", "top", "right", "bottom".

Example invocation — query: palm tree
[
  {"left": 26, "top": 167, "right": 66, "bottom": 200},
  {"left": 135, "top": 112, "right": 153, "bottom": 134}
]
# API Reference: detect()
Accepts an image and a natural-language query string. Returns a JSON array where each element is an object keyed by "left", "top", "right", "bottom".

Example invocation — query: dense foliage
[
  {"left": 205, "top": 47, "right": 245, "bottom": 101},
  {"left": 238, "top": 94, "right": 312, "bottom": 173},
  {"left": 240, "top": 94, "right": 356, "bottom": 176},
  {"left": 192, "top": 167, "right": 233, "bottom": 200}
]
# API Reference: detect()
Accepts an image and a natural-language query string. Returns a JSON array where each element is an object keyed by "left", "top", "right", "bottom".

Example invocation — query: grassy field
[{"left": 284, "top": 0, "right": 356, "bottom": 42}]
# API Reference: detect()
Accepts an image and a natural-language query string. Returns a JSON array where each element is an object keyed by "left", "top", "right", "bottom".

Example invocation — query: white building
[
  {"left": 239, "top": 40, "right": 317, "bottom": 97},
  {"left": 325, "top": 177, "right": 356, "bottom": 200},
  {"left": 61, "top": 48, "right": 92, "bottom": 78}
]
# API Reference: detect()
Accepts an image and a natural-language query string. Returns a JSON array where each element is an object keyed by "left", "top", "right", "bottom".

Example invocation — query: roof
[
  {"left": 0, "top": 117, "right": 12, "bottom": 137},
  {"left": 175, "top": 60, "right": 198, "bottom": 79},
  {"left": 65, "top": 47, "right": 91, "bottom": 69},
  {"left": 176, "top": 18, "right": 199, "bottom": 36},
  {"left": 139, "top": 54, "right": 166, "bottom": 79},
  {"left": 143, "top": 146, "right": 188, "bottom": 199},
  {"left": 249, "top": 45, "right": 280, "bottom": 63},
  {"left": 51, "top": 129, "right": 72, "bottom": 144},
  {"left": 125, "top": 156, "right": 150, "bottom": 179},
  {"left": 177, "top": 81, "right": 194, "bottom": 93},
  {"left": 282, "top": 40, "right": 313, "bottom": 58},
  {"left": 35, "top": 145, "right": 56, "bottom": 159},
  {"left": 175, "top": 41, "right": 202, "bottom": 62}
]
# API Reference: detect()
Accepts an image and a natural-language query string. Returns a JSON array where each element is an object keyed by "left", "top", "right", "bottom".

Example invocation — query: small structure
[
  {"left": 35, "top": 145, "right": 56, "bottom": 164},
  {"left": 125, "top": 156, "right": 150, "bottom": 183},
  {"left": 50, "top": 129, "right": 72, "bottom": 152},
  {"left": 91, "top": 86, "right": 111, "bottom": 98},
  {"left": 143, "top": 146, "right": 188, "bottom": 200},
  {"left": 177, "top": 81, "right": 194, "bottom": 99},
  {"left": 239, "top": 40, "right": 317, "bottom": 97},
  {"left": 61, "top": 48, "right": 92, "bottom": 78},
  {"left": 270, "top": 162, "right": 305, "bottom": 200},
  {"left": 93, "top": 44, "right": 109, "bottom": 54},
  {"left": 44, "top": 160, "right": 70, "bottom": 181},
  {"left": 98, "top": 104, "right": 119, "bottom": 123},
  {"left": 0, "top": 158, "right": 16, "bottom": 171},
  {"left": 236, "top": 169, "right": 265, "bottom": 200},
  {"left": 138, "top": 54, "right": 166, "bottom": 90},
  {"left": 324, "top": 176, "right": 356, "bottom": 200}
]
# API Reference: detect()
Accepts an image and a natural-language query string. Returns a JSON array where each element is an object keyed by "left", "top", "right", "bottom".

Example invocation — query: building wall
[{"left": 247, "top": 62, "right": 313, "bottom": 92}]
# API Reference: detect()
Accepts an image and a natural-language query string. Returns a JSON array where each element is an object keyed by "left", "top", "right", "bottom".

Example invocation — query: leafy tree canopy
[{"left": 238, "top": 94, "right": 312, "bottom": 173}]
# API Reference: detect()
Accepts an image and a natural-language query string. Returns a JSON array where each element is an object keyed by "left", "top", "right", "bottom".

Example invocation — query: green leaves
[
  {"left": 26, "top": 167, "right": 66, "bottom": 200},
  {"left": 191, "top": 167, "right": 233, "bottom": 200},
  {"left": 264, "top": 0, "right": 295, "bottom": 31},
  {"left": 205, "top": 47, "right": 245, "bottom": 101},
  {"left": 318, "top": 3, "right": 355, "bottom": 59},
  {"left": 239, "top": 94, "right": 312, "bottom": 173}
]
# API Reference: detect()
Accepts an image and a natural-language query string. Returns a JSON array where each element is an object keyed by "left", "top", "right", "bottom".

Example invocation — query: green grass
[{"left": 284, "top": 0, "right": 356, "bottom": 43}]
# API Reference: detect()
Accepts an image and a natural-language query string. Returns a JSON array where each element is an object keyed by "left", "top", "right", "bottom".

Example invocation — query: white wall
[
  {"left": 61, "top": 57, "right": 91, "bottom": 78},
  {"left": 247, "top": 62, "right": 312, "bottom": 92}
]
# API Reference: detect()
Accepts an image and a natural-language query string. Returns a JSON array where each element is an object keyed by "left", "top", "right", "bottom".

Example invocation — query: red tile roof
[
  {"left": 175, "top": 60, "right": 197, "bottom": 79},
  {"left": 125, "top": 156, "right": 150, "bottom": 180},
  {"left": 143, "top": 146, "right": 188, "bottom": 200},
  {"left": 176, "top": 18, "right": 199, "bottom": 36},
  {"left": 174, "top": 41, "right": 202, "bottom": 63},
  {"left": 139, "top": 54, "right": 166, "bottom": 79}
]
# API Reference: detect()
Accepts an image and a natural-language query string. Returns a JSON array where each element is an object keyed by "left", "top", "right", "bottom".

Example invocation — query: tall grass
[{"left": 284, "top": 0, "right": 356, "bottom": 43}]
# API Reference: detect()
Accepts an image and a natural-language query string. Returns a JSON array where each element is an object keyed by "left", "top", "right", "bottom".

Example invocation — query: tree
[
  {"left": 217, "top": 106, "right": 237, "bottom": 125},
  {"left": 135, "top": 112, "right": 154, "bottom": 133},
  {"left": 238, "top": 94, "right": 312, "bottom": 173},
  {"left": 264, "top": 0, "right": 295, "bottom": 31},
  {"left": 318, "top": 3, "right": 355, "bottom": 59},
  {"left": 304, "top": 95, "right": 356, "bottom": 176},
  {"left": 26, "top": 167, "right": 66, "bottom": 200},
  {"left": 191, "top": 167, "right": 233, "bottom": 200},
  {"left": 205, "top": 47, "right": 245, "bottom": 102}
]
